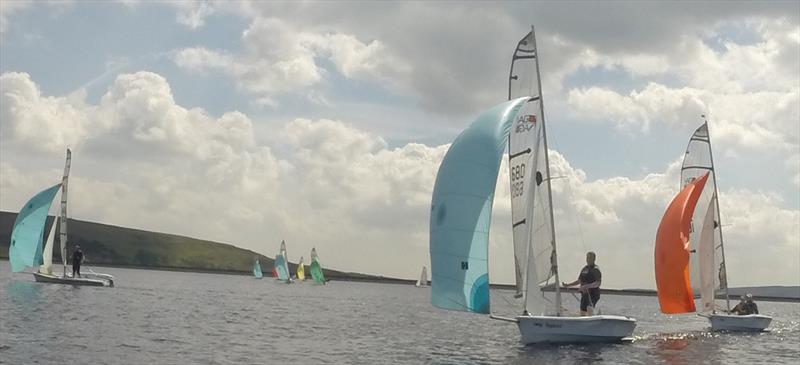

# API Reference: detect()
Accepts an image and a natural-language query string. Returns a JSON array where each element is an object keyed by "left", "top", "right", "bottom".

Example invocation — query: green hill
[{"left": 0, "top": 211, "right": 391, "bottom": 282}]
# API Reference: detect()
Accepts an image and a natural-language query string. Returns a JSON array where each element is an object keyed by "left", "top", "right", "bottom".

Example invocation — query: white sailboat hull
[
  {"left": 708, "top": 313, "right": 771, "bottom": 332},
  {"left": 516, "top": 315, "right": 636, "bottom": 344},
  {"left": 33, "top": 272, "right": 114, "bottom": 287}
]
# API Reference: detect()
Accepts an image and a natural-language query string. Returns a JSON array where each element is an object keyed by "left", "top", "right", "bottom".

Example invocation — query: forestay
[
  {"left": 507, "top": 29, "right": 558, "bottom": 315},
  {"left": 9, "top": 184, "right": 62, "bottom": 273},
  {"left": 429, "top": 97, "right": 529, "bottom": 314}
]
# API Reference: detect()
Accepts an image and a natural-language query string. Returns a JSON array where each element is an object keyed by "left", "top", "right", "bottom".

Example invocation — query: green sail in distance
[
  {"left": 9, "top": 184, "right": 62, "bottom": 273},
  {"left": 310, "top": 248, "right": 325, "bottom": 284}
]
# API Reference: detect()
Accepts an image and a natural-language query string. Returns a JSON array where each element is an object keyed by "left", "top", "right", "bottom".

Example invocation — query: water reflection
[
  {"left": 649, "top": 332, "right": 722, "bottom": 365},
  {"left": 6, "top": 281, "right": 42, "bottom": 307},
  {"left": 512, "top": 342, "right": 616, "bottom": 364}
]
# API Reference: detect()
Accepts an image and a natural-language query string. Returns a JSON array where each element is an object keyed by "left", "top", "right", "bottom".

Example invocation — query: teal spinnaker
[
  {"left": 9, "top": 184, "right": 62, "bottom": 273},
  {"left": 429, "top": 97, "right": 531, "bottom": 314}
]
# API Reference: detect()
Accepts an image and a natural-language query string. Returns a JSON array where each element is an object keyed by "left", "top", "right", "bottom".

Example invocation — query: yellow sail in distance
[{"left": 297, "top": 257, "right": 306, "bottom": 281}]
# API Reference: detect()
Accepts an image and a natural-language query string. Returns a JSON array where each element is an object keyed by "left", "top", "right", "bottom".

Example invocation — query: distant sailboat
[
  {"left": 655, "top": 119, "right": 772, "bottom": 331},
  {"left": 297, "top": 256, "right": 306, "bottom": 281},
  {"left": 11, "top": 149, "right": 114, "bottom": 287},
  {"left": 415, "top": 266, "right": 428, "bottom": 287},
  {"left": 429, "top": 27, "right": 636, "bottom": 344},
  {"left": 274, "top": 240, "right": 292, "bottom": 283},
  {"left": 253, "top": 258, "right": 263, "bottom": 279},
  {"left": 309, "top": 247, "right": 326, "bottom": 285}
]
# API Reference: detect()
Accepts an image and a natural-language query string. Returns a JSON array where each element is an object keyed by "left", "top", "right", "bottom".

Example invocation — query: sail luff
[
  {"left": 60, "top": 149, "right": 71, "bottom": 276},
  {"left": 698, "top": 198, "right": 716, "bottom": 313},
  {"left": 529, "top": 25, "right": 562, "bottom": 315},
  {"left": 703, "top": 121, "right": 730, "bottom": 311}
]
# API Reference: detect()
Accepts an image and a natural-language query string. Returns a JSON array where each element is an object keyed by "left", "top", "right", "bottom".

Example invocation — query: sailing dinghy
[
  {"left": 253, "top": 258, "right": 263, "bottom": 279},
  {"left": 429, "top": 27, "right": 636, "bottom": 344},
  {"left": 656, "top": 120, "right": 771, "bottom": 331},
  {"left": 415, "top": 266, "right": 428, "bottom": 287},
  {"left": 296, "top": 256, "right": 306, "bottom": 281},
  {"left": 11, "top": 149, "right": 114, "bottom": 287},
  {"left": 274, "top": 240, "right": 293, "bottom": 283},
  {"left": 310, "top": 247, "right": 326, "bottom": 284}
]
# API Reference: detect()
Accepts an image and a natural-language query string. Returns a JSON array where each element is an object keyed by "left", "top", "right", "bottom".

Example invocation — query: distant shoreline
[{"left": 2, "top": 258, "right": 797, "bottom": 302}]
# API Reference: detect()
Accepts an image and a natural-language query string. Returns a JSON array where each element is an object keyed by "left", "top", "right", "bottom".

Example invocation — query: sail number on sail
[{"left": 511, "top": 163, "right": 526, "bottom": 198}]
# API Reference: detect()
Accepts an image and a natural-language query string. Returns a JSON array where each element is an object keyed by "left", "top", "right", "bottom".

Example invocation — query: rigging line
[
  {"left": 540, "top": 277, "right": 573, "bottom": 314},
  {"left": 497, "top": 289, "right": 519, "bottom": 312},
  {"left": 546, "top": 128, "right": 588, "bottom": 253}
]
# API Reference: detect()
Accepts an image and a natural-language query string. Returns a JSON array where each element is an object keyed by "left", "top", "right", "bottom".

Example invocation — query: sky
[{"left": 0, "top": 1, "right": 798, "bottom": 289}]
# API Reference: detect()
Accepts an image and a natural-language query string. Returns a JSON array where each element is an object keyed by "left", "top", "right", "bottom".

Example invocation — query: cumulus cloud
[
  {"left": 173, "top": 17, "right": 410, "bottom": 106},
  {"left": 1, "top": 71, "right": 797, "bottom": 287}
]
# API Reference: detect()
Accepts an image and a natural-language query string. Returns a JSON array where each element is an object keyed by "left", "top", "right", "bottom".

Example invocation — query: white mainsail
[
  {"left": 508, "top": 29, "right": 560, "bottom": 315},
  {"left": 681, "top": 121, "right": 729, "bottom": 312},
  {"left": 416, "top": 266, "right": 428, "bottom": 287},
  {"left": 39, "top": 219, "right": 57, "bottom": 275},
  {"left": 59, "top": 148, "right": 71, "bottom": 277}
]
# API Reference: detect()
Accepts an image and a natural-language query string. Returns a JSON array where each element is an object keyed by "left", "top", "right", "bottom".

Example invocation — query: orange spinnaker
[{"left": 655, "top": 172, "right": 710, "bottom": 314}]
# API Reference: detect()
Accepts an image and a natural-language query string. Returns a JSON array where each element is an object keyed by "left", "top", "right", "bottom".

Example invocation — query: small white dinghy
[
  {"left": 9, "top": 149, "right": 114, "bottom": 287},
  {"left": 655, "top": 119, "right": 770, "bottom": 331},
  {"left": 429, "top": 26, "right": 635, "bottom": 345},
  {"left": 706, "top": 313, "right": 772, "bottom": 332},
  {"left": 516, "top": 315, "right": 637, "bottom": 344}
]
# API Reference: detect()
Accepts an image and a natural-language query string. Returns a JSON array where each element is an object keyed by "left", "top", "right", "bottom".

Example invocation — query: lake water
[{"left": 1, "top": 261, "right": 798, "bottom": 364}]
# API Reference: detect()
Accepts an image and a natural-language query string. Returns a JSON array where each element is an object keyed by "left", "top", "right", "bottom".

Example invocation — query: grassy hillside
[
  {"left": 0, "top": 211, "right": 384, "bottom": 281},
  {"left": 0, "top": 211, "right": 273, "bottom": 272}
]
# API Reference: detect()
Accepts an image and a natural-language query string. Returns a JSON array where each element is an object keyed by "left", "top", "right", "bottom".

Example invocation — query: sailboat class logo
[{"left": 515, "top": 114, "right": 537, "bottom": 133}]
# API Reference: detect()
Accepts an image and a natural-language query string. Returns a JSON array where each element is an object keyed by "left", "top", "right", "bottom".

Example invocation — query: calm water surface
[{"left": 1, "top": 261, "right": 798, "bottom": 364}]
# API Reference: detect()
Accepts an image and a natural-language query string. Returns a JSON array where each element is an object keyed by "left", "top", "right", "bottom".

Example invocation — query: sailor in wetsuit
[
  {"left": 730, "top": 293, "right": 759, "bottom": 315},
  {"left": 72, "top": 245, "right": 84, "bottom": 278},
  {"left": 562, "top": 251, "right": 602, "bottom": 316}
]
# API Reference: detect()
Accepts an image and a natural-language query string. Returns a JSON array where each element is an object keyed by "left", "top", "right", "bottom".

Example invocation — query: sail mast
[
  {"left": 703, "top": 116, "right": 731, "bottom": 311},
  {"left": 60, "top": 149, "right": 71, "bottom": 277},
  {"left": 530, "top": 26, "right": 562, "bottom": 315}
]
